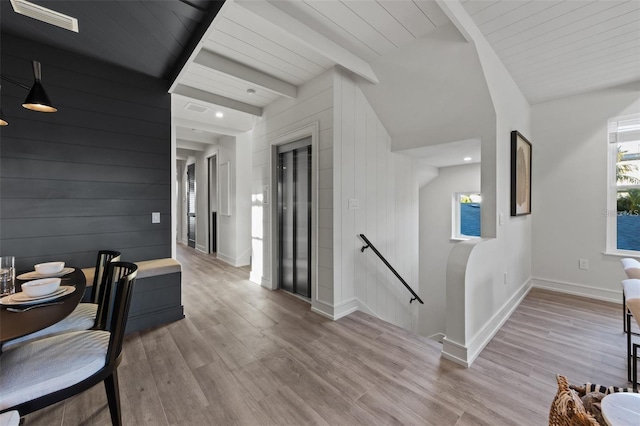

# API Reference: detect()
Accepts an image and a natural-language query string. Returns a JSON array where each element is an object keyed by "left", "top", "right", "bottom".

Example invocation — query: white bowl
[
  {"left": 34, "top": 261, "right": 65, "bottom": 275},
  {"left": 21, "top": 278, "right": 61, "bottom": 298}
]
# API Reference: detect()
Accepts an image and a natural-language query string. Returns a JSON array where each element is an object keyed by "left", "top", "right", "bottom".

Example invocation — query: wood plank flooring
[{"left": 23, "top": 245, "right": 629, "bottom": 425}]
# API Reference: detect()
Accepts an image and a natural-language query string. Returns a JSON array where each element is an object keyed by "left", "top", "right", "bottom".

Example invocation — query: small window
[
  {"left": 608, "top": 115, "right": 640, "bottom": 253},
  {"left": 453, "top": 193, "right": 481, "bottom": 240}
]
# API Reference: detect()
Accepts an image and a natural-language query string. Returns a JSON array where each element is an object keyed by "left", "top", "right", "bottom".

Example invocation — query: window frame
[
  {"left": 606, "top": 114, "right": 640, "bottom": 255},
  {"left": 451, "top": 192, "right": 481, "bottom": 241}
]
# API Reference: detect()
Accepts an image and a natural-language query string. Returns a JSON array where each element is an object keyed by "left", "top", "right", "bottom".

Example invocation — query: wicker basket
[{"left": 549, "top": 375, "right": 599, "bottom": 426}]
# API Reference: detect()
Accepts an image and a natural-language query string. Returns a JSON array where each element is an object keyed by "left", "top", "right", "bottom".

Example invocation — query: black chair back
[
  {"left": 91, "top": 250, "right": 121, "bottom": 304},
  {"left": 95, "top": 262, "right": 137, "bottom": 366}
]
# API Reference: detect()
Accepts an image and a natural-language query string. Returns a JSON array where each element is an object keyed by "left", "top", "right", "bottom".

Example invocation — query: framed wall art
[{"left": 510, "top": 130, "right": 532, "bottom": 216}]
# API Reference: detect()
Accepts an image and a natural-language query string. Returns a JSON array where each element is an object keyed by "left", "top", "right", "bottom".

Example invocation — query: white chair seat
[
  {"left": 0, "top": 330, "right": 109, "bottom": 411},
  {"left": 622, "top": 258, "right": 640, "bottom": 269},
  {"left": 0, "top": 411, "right": 19, "bottom": 426},
  {"left": 1, "top": 303, "right": 97, "bottom": 351}
]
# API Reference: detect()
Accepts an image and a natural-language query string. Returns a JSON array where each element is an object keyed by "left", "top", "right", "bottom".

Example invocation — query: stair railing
[{"left": 359, "top": 234, "right": 424, "bottom": 304}]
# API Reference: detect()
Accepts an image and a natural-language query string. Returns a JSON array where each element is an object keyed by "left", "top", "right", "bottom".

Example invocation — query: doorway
[
  {"left": 187, "top": 163, "right": 196, "bottom": 249},
  {"left": 208, "top": 155, "right": 217, "bottom": 254},
  {"left": 277, "top": 138, "right": 312, "bottom": 298}
]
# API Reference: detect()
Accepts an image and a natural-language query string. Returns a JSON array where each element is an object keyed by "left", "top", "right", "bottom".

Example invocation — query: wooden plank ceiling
[
  {"left": 461, "top": 0, "right": 640, "bottom": 104},
  {"left": 0, "top": 0, "right": 222, "bottom": 80}
]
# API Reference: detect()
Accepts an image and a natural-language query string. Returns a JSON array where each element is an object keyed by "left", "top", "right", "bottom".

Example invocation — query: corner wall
[
  {"left": 418, "top": 163, "right": 481, "bottom": 337},
  {"left": 532, "top": 83, "right": 640, "bottom": 301},
  {"left": 334, "top": 68, "right": 421, "bottom": 328},
  {"left": 437, "top": 1, "right": 532, "bottom": 366}
]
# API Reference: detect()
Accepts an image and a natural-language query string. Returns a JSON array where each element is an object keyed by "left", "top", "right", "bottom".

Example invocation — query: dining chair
[
  {"left": 623, "top": 278, "right": 640, "bottom": 390},
  {"left": 0, "top": 261, "right": 137, "bottom": 426},
  {"left": 0, "top": 411, "right": 19, "bottom": 426},
  {"left": 1, "top": 250, "right": 121, "bottom": 351},
  {"left": 622, "top": 258, "right": 640, "bottom": 334}
]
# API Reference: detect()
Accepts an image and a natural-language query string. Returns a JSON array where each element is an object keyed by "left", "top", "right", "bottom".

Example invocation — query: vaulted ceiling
[{"left": 2, "top": 0, "right": 639, "bottom": 157}]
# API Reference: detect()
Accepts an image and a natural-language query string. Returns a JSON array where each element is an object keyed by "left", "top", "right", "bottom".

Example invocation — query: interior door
[
  {"left": 277, "top": 138, "right": 311, "bottom": 298},
  {"left": 187, "top": 163, "right": 196, "bottom": 249}
]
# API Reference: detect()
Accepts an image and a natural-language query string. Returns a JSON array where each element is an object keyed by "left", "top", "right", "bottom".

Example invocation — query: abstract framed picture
[{"left": 510, "top": 130, "right": 532, "bottom": 216}]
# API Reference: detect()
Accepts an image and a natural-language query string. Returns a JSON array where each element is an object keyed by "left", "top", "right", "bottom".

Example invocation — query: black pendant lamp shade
[{"left": 22, "top": 61, "right": 57, "bottom": 113}]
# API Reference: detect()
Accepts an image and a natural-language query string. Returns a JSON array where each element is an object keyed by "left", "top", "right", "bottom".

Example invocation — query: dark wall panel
[{"left": 0, "top": 34, "right": 172, "bottom": 271}]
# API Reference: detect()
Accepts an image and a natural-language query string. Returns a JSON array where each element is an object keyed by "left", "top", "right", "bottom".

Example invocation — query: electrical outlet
[{"left": 579, "top": 258, "right": 589, "bottom": 270}]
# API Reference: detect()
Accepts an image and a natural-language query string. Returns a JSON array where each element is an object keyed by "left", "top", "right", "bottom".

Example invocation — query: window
[
  {"left": 453, "top": 193, "right": 481, "bottom": 240},
  {"left": 607, "top": 115, "right": 640, "bottom": 253}
]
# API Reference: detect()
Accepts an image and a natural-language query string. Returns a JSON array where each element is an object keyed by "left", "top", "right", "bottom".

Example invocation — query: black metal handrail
[{"left": 359, "top": 234, "right": 424, "bottom": 304}]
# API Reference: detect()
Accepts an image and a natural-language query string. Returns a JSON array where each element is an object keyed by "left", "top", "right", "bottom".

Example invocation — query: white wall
[
  {"left": 249, "top": 70, "right": 334, "bottom": 316},
  {"left": 418, "top": 163, "right": 481, "bottom": 338},
  {"left": 358, "top": 23, "right": 495, "bottom": 155},
  {"left": 213, "top": 135, "right": 252, "bottom": 266},
  {"left": 532, "top": 83, "right": 640, "bottom": 301},
  {"left": 334, "top": 68, "right": 421, "bottom": 329},
  {"left": 437, "top": 1, "right": 532, "bottom": 366}
]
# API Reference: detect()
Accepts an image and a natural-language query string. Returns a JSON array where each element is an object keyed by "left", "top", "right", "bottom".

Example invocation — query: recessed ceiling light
[
  {"left": 464, "top": 157, "right": 472, "bottom": 161},
  {"left": 215, "top": 111, "right": 223, "bottom": 118},
  {"left": 247, "top": 88, "right": 256, "bottom": 95}
]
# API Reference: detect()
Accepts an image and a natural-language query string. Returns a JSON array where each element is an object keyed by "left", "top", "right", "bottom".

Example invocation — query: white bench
[{"left": 82, "top": 258, "right": 184, "bottom": 333}]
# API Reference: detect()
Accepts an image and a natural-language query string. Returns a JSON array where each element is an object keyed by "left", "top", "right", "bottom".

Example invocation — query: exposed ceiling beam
[
  {"left": 176, "top": 138, "right": 209, "bottom": 151},
  {"left": 173, "top": 83, "right": 263, "bottom": 117},
  {"left": 195, "top": 49, "right": 297, "bottom": 99},
  {"left": 168, "top": 0, "right": 231, "bottom": 91},
  {"left": 174, "top": 117, "right": 246, "bottom": 137},
  {"left": 235, "top": 0, "right": 379, "bottom": 84},
  {"left": 435, "top": 0, "right": 474, "bottom": 43}
]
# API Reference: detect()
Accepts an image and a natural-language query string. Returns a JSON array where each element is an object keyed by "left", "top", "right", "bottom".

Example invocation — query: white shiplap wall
[
  {"left": 249, "top": 70, "right": 334, "bottom": 312},
  {"left": 333, "top": 68, "right": 420, "bottom": 329}
]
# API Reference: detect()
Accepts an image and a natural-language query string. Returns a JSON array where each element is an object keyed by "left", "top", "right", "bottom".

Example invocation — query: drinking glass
[{"left": 0, "top": 256, "right": 16, "bottom": 297}]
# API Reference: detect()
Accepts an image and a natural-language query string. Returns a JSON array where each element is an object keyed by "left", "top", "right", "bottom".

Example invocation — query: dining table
[{"left": 0, "top": 267, "right": 86, "bottom": 345}]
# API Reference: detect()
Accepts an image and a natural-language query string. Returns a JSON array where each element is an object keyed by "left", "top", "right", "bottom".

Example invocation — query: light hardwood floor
[{"left": 23, "top": 245, "right": 628, "bottom": 425}]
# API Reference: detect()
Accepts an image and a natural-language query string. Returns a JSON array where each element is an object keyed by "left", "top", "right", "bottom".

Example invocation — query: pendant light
[
  {"left": 22, "top": 60, "right": 57, "bottom": 112},
  {"left": 0, "top": 60, "right": 58, "bottom": 125}
]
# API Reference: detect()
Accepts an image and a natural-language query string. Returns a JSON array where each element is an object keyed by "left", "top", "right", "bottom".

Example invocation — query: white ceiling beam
[
  {"left": 174, "top": 117, "right": 245, "bottom": 137},
  {"left": 195, "top": 49, "right": 297, "bottom": 99},
  {"left": 176, "top": 138, "right": 209, "bottom": 151},
  {"left": 235, "top": 0, "right": 379, "bottom": 84},
  {"left": 173, "top": 84, "right": 263, "bottom": 117}
]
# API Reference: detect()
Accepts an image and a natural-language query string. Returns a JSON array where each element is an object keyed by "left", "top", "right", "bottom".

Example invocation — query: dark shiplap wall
[{"left": 0, "top": 34, "right": 171, "bottom": 271}]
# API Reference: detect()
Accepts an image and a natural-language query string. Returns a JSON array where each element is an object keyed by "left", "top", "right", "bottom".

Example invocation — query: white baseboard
[
  {"left": 196, "top": 244, "right": 208, "bottom": 254},
  {"left": 334, "top": 298, "right": 359, "bottom": 320},
  {"left": 356, "top": 299, "right": 377, "bottom": 317},
  {"left": 532, "top": 277, "right": 620, "bottom": 304},
  {"left": 441, "top": 279, "right": 532, "bottom": 367},
  {"left": 311, "top": 303, "right": 335, "bottom": 319},
  {"left": 441, "top": 338, "right": 469, "bottom": 367},
  {"left": 259, "top": 278, "right": 273, "bottom": 291}
]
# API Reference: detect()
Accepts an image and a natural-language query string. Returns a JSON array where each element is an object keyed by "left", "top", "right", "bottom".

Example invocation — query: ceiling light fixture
[
  {"left": 0, "top": 60, "right": 58, "bottom": 125},
  {"left": 215, "top": 111, "right": 224, "bottom": 118},
  {"left": 463, "top": 157, "right": 472, "bottom": 161},
  {"left": 246, "top": 88, "right": 256, "bottom": 95}
]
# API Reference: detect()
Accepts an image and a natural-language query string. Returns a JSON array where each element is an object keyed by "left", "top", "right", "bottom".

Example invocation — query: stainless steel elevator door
[{"left": 277, "top": 139, "right": 311, "bottom": 298}]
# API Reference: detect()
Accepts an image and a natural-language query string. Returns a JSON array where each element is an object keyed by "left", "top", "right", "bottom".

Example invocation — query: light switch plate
[
  {"left": 152, "top": 212, "right": 160, "bottom": 223},
  {"left": 348, "top": 198, "right": 359, "bottom": 210}
]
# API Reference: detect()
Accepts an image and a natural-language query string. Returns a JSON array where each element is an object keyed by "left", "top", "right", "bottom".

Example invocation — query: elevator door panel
[{"left": 277, "top": 140, "right": 311, "bottom": 298}]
